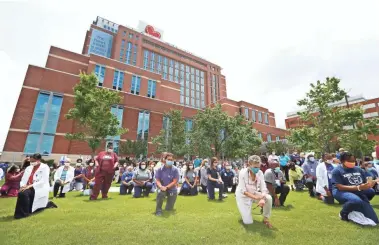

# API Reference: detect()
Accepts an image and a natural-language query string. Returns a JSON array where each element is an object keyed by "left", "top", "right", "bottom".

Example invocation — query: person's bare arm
[
  {"left": 336, "top": 183, "right": 372, "bottom": 192},
  {"left": 166, "top": 178, "right": 178, "bottom": 189}
]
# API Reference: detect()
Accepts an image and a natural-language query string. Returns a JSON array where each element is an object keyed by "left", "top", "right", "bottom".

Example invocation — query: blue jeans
[
  {"left": 207, "top": 181, "right": 224, "bottom": 200},
  {"left": 333, "top": 188, "right": 378, "bottom": 223},
  {"left": 134, "top": 182, "right": 153, "bottom": 198},
  {"left": 180, "top": 182, "right": 198, "bottom": 196}
]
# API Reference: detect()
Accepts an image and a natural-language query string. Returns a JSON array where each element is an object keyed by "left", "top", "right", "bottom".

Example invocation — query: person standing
[
  {"left": 90, "top": 142, "right": 119, "bottom": 200},
  {"left": 155, "top": 153, "right": 179, "bottom": 216},
  {"left": 14, "top": 153, "right": 57, "bottom": 219},
  {"left": 302, "top": 154, "right": 318, "bottom": 197},
  {"left": 207, "top": 157, "right": 224, "bottom": 201},
  {"left": 236, "top": 155, "right": 273, "bottom": 228},
  {"left": 53, "top": 159, "right": 75, "bottom": 198},
  {"left": 279, "top": 153, "right": 290, "bottom": 181},
  {"left": 332, "top": 152, "right": 378, "bottom": 224},
  {"left": 264, "top": 160, "right": 290, "bottom": 207}
]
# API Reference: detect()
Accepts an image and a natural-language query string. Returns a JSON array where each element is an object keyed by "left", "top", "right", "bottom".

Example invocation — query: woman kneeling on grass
[
  {"left": 235, "top": 155, "right": 273, "bottom": 228},
  {"left": 132, "top": 162, "right": 153, "bottom": 198}
]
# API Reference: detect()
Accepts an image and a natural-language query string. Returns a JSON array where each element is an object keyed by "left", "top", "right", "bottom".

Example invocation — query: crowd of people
[{"left": 1, "top": 144, "right": 379, "bottom": 227}]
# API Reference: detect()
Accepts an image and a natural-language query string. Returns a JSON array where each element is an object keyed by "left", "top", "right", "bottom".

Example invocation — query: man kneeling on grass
[
  {"left": 264, "top": 160, "right": 290, "bottom": 207},
  {"left": 155, "top": 153, "right": 179, "bottom": 216}
]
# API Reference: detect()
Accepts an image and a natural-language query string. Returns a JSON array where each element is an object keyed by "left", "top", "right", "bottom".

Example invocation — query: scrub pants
[
  {"left": 53, "top": 181, "right": 65, "bottom": 198},
  {"left": 156, "top": 190, "right": 177, "bottom": 214},
  {"left": 134, "top": 182, "right": 153, "bottom": 198},
  {"left": 223, "top": 179, "right": 236, "bottom": 193},
  {"left": 281, "top": 165, "right": 290, "bottom": 181},
  {"left": 200, "top": 184, "right": 207, "bottom": 194},
  {"left": 91, "top": 170, "right": 114, "bottom": 200},
  {"left": 274, "top": 185, "right": 290, "bottom": 206},
  {"left": 236, "top": 193, "right": 273, "bottom": 225},
  {"left": 305, "top": 178, "right": 316, "bottom": 197},
  {"left": 333, "top": 188, "right": 378, "bottom": 223},
  {"left": 207, "top": 181, "right": 224, "bottom": 200},
  {"left": 120, "top": 182, "right": 134, "bottom": 195},
  {"left": 180, "top": 182, "right": 198, "bottom": 196},
  {"left": 0, "top": 184, "right": 19, "bottom": 197}
]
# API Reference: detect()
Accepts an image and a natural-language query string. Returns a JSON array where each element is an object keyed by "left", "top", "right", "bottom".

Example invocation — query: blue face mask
[
  {"left": 166, "top": 160, "right": 173, "bottom": 166},
  {"left": 332, "top": 164, "right": 338, "bottom": 168},
  {"left": 367, "top": 167, "right": 374, "bottom": 172},
  {"left": 296, "top": 161, "right": 300, "bottom": 165},
  {"left": 274, "top": 167, "right": 281, "bottom": 173},
  {"left": 250, "top": 167, "right": 260, "bottom": 174}
]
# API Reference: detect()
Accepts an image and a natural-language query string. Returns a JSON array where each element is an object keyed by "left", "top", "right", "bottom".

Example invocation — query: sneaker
[
  {"left": 339, "top": 212, "right": 349, "bottom": 222},
  {"left": 222, "top": 193, "right": 228, "bottom": 198}
]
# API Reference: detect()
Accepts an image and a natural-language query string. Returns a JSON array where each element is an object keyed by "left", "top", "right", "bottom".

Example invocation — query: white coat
[
  {"left": 54, "top": 166, "right": 75, "bottom": 194},
  {"left": 20, "top": 163, "right": 50, "bottom": 212},
  {"left": 316, "top": 163, "right": 330, "bottom": 196}
]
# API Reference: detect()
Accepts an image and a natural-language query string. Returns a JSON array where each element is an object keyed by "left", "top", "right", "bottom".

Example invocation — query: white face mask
[
  {"left": 326, "top": 160, "right": 333, "bottom": 164},
  {"left": 30, "top": 161, "right": 37, "bottom": 167},
  {"left": 107, "top": 148, "right": 113, "bottom": 153},
  {"left": 15, "top": 169, "right": 20, "bottom": 173},
  {"left": 89, "top": 162, "right": 94, "bottom": 167},
  {"left": 141, "top": 165, "right": 146, "bottom": 170},
  {"left": 64, "top": 162, "right": 70, "bottom": 167},
  {"left": 226, "top": 166, "right": 231, "bottom": 170},
  {"left": 217, "top": 164, "right": 221, "bottom": 168},
  {"left": 189, "top": 165, "right": 194, "bottom": 169},
  {"left": 309, "top": 157, "right": 315, "bottom": 162}
]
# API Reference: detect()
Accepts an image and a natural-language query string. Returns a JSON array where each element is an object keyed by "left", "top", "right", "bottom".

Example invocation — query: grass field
[{"left": 0, "top": 186, "right": 378, "bottom": 245}]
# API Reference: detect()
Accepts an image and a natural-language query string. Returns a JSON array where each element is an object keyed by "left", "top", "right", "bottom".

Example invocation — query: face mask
[
  {"left": 309, "top": 157, "right": 315, "bottom": 162},
  {"left": 89, "top": 162, "right": 94, "bottom": 167},
  {"left": 344, "top": 162, "right": 355, "bottom": 169},
  {"left": 166, "top": 161, "right": 173, "bottom": 166},
  {"left": 141, "top": 165, "right": 146, "bottom": 170},
  {"left": 226, "top": 166, "right": 231, "bottom": 170},
  {"left": 189, "top": 165, "right": 194, "bottom": 169},
  {"left": 30, "top": 161, "right": 37, "bottom": 167},
  {"left": 205, "top": 162, "right": 209, "bottom": 167},
  {"left": 368, "top": 167, "right": 374, "bottom": 172},
  {"left": 296, "top": 161, "right": 300, "bottom": 165},
  {"left": 64, "top": 163, "right": 70, "bottom": 167},
  {"left": 272, "top": 152, "right": 275, "bottom": 155},
  {"left": 107, "top": 148, "right": 113, "bottom": 153},
  {"left": 326, "top": 160, "right": 333, "bottom": 164},
  {"left": 15, "top": 169, "right": 20, "bottom": 173},
  {"left": 274, "top": 167, "right": 280, "bottom": 173},
  {"left": 217, "top": 164, "right": 221, "bottom": 168},
  {"left": 250, "top": 167, "right": 260, "bottom": 174},
  {"left": 332, "top": 163, "right": 338, "bottom": 168}
]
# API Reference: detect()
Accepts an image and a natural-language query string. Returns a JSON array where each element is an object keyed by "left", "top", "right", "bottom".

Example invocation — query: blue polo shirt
[
  {"left": 122, "top": 171, "right": 134, "bottom": 183},
  {"left": 155, "top": 165, "right": 180, "bottom": 193}
]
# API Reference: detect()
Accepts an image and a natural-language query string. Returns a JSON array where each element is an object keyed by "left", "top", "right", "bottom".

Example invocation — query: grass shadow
[
  {"left": 82, "top": 198, "right": 113, "bottom": 203},
  {"left": 0, "top": 215, "right": 14, "bottom": 223},
  {"left": 239, "top": 220, "right": 277, "bottom": 238},
  {"left": 372, "top": 204, "right": 379, "bottom": 209},
  {"left": 274, "top": 204, "right": 294, "bottom": 211},
  {"left": 152, "top": 210, "right": 176, "bottom": 218}
]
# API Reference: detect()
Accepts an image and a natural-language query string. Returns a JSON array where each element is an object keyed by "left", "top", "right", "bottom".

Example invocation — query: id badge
[
  {"left": 169, "top": 192, "right": 174, "bottom": 196},
  {"left": 275, "top": 180, "right": 281, "bottom": 186}
]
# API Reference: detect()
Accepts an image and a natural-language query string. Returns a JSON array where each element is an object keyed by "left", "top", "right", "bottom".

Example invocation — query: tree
[
  {"left": 118, "top": 139, "right": 148, "bottom": 159},
  {"left": 190, "top": 104, "right": 261, "bottom": 158},
  {"left": 65, "top": 73, "right": 127, "bottom": 155},
  {"left": 152, "top": 110, "right": 187, "bottom": 157},
  {"left": 118, "top": 139, "right": 135, "bottom": 156},
  {"left": 288, "top": 77, "right": 379, "bottom": 156}
]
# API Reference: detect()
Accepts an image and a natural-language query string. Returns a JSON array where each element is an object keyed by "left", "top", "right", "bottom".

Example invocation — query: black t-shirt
[{"left": 207, "top": 168, "right": 219, "bottom": 181}]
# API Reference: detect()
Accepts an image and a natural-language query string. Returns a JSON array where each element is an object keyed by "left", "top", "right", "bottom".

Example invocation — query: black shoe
[{"left": 339, "top": 212, "right": 349, "bottom": 222}]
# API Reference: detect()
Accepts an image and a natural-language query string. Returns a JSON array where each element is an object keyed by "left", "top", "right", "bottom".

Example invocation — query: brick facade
[{"left": 2, "top": 17, "right": 287, "bottom": 162}]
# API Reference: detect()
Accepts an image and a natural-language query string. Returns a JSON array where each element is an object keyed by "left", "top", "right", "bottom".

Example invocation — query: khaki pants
[{"left": 236, "top": 193, "right": 272, "bottom": 225}]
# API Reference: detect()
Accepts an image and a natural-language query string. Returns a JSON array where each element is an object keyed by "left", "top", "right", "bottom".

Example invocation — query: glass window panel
[
  {"left": 24, "top": 133, "right": 40, "bottom": 154},
  {"left": 40, "top": 135, "right": 54, "bottom": 155}
]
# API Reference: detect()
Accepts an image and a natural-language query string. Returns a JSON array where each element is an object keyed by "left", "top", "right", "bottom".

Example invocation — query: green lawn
[{"left": 0, "top": 188, "right": 378, "bottom": 245}]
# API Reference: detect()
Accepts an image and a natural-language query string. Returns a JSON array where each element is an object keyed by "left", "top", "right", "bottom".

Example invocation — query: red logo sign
[{"left": 145, "top": 25, "right": 161, "bottom": 39}]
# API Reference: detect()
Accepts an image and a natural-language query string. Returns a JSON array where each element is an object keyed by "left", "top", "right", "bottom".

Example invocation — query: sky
[{"left": 0, "top": 0, "right": 378, "bottom": 151}]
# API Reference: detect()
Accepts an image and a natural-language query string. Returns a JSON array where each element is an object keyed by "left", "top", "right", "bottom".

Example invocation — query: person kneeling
[
  {"left": 221, "top": 162, "right": 236, "bottom": 194},
  {"left": 120, "top": 166, "right": 134, "bottom": 195},
  {"left": 132, "top": 162, "right": 153, "bottom": 198},
  {"left": 179, "top": 162, "right": 198, "bottom": 196},
  {"left": 316, "top": 154, "right": 335, "bottom": 204},
  {"left": 207, "top": 157, "right": 224, "bottom": 201},
  {"left": 53, "top": 159, "right": 74, "bottom": 198},
  {"left": 14, "top": 153, "right": 57, "bottom": 219},
  {"left": 236, "top": 155, "right": 273, "bottom": 228},
  {"left": 332, "top": 152, "right": 378, "bottom": 225},
  {"left": 0, "top": 165, "right": 24, "bottom": 197},
  {"left": 264, "top": 160, "right": 290, "bottom": 207},
  {"left": 288, "top": 162, "right": 304, "bottom": 191}
]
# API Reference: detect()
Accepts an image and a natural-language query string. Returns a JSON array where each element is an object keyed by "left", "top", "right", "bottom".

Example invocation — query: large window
[
  {"left": 185, "top": 119, "right": 193, "bottom": 132},
  {"left": 258, "top": 111, "right": 262, "bottom": 123},
  {"left": 251, "top": 110, "right": 256, "bottom": 122},
  {"left": 169, "top": 59, "right": 174, "bottom": 81},
  {"left": 107, "top": 106, "right": 124, "bottom": 143},
  {"left": 131, "top": 75, "right": 141, "bottom": 95},
  {"left": 24, "top": 92, "right": 63, "bottom": 155},
  {"left": 137, "top": 111, "right": 150, "bottom": 141},
  {"left": 276, "top": 136, "right": 280, "bottom": 141},
  {"left": 143, "top": 50, "right": 149, "bottom": 69},
  {"left": 264, "top": 113, "right": 269, "bottom": 125},
  {"left": 150, "top": 52, "right": 155, "bottom": 72},
  {"left": 132, "top": 44, "right": 138, "bottom": 66},
  {"left": 163, "top": 57, "right": 168, "bottom": 79},
  {"left": 147, "top": 80, "right": 156, "bottom": 98},
  {"left": 174, "top": 61, "right": 179, "bottom": 82},
  {"left": 244, "top": 108, "right": 249, "bottom": 120},
  {"left": 267, "top": 134, "right": 272, "bottom": 142},
  {"left": 119, "top": 40, "right": 125, "bottom": 61},
  {"left": 125, "top": 42, "right": 132, "bottom": 64},
  {"left": 94, "top": 64, "right": 106, "bottom": 86},
  {"left": 157, "top": 55, "right": 162, "bottom": 74},
  {"left": 112, "top": 70, "right": 124, "bottom": 91},
  {"left": 162, "top": 116, "right": 171, "bottom": 145}
]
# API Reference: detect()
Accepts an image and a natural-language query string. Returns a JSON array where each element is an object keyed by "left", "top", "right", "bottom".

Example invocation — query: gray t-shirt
[
  {"left": 132, "top": 169, "right": 152, "bottom": 181},
  {"left": 185, "top": 170, "right": 198, "bottom": 183},
  {"left": 264, "top": 169, "right": 285, "bottom": 188}
]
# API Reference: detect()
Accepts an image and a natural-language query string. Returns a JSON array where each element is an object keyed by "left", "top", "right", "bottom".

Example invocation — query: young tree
[
  {"left": 152, "top": 110, "right": 187, "bottom": 157},
  {"left": 118, "top": 139, "right": 135, "bottom": 156},
  {"left": 65, "top": 73, "right": 127, "bottom": 155}
]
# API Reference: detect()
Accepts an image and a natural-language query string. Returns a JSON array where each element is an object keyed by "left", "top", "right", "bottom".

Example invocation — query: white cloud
[{"left": 0, "top": 0, "right": 379, "bottom": 151}]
